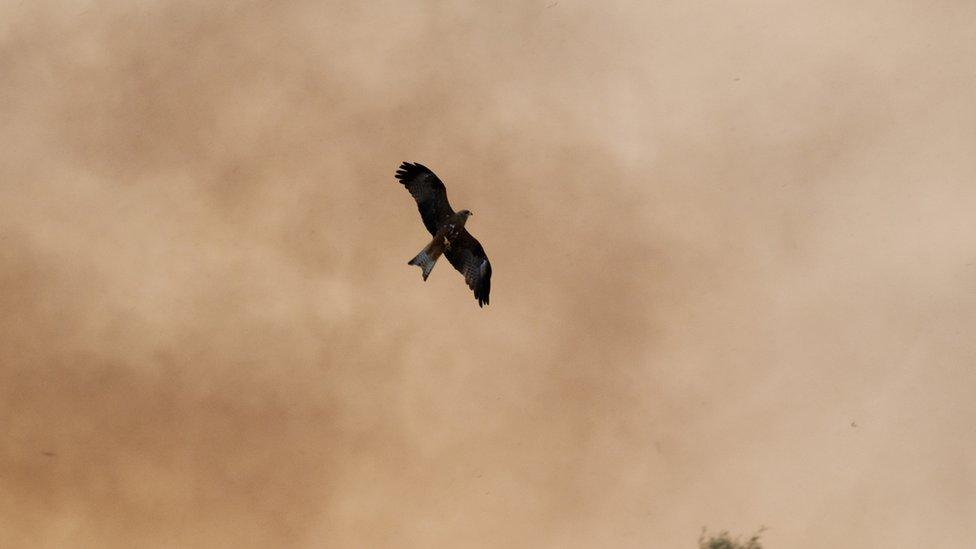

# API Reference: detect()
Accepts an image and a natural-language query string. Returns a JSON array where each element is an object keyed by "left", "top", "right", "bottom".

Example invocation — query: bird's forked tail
[
  {"left": 408, "top": 248, "right": 438, "bottom": 281},
  {"left": 408, "top": 235, "right": 448, "bottom": 281}
]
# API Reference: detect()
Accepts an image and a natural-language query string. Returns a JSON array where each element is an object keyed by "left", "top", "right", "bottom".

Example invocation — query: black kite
[{"left": 395, "top": 162, "right": 492, "bottom": 307}]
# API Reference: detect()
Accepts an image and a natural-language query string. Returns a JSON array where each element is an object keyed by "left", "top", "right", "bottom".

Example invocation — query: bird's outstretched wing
[
  {"left": 445, "top": 230, "right": 492, "bottom": 307},
  {"left": 395, "top": 162, "right": 455, "bottom": 236}
]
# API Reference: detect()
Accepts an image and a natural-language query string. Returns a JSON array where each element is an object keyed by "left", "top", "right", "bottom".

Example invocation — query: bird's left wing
[
  {"left": 395, "top": 162, "right": 455, "bottom": 237},
  {"left": 445, "top": 230, "right": 492, "bottom": 307}
]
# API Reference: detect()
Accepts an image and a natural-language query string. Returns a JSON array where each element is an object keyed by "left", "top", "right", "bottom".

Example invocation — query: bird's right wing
[
  {"left": 445, "top": 229, "right": 492, "bottom": 307},
  {"left": 395, "top": 162, "right": 455, "bottom": 237}
]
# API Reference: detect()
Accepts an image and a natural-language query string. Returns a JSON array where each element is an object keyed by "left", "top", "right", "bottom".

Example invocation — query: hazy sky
[{"left": 2, "top": 1, "right": 974, "bottom": 547}]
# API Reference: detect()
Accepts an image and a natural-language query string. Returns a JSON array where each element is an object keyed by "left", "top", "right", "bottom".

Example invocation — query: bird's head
[{"left": 459, "top": 209, "right": 473, "bottom": 218}]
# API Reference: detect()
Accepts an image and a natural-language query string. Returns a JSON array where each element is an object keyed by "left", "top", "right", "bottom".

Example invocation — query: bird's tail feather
[
  {"left": 408, "top": 249, "right": 438, "bottom": 281},
  {"left": 408, "top": 235, "right": 448, "bottom": 281}
]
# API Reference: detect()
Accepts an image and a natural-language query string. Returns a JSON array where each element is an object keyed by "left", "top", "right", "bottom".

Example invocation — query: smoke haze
[{"left": 1, "top": 1, "right": 974, "bottom": 547}]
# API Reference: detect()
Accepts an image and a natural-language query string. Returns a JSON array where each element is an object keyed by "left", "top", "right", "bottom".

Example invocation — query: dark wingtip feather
[
  {"left": 475, "top": 263, "right": 491, "bottom": 308},
  {"left": 394, "top": 161, "right": 433, "bottom": 183}
]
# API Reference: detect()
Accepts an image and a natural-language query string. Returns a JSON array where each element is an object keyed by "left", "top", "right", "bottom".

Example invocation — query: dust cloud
[{"left": 1, "top": 1, "right": 974, "bottom": 547}]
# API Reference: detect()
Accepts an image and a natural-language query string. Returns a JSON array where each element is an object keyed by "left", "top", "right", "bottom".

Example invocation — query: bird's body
[
  {"left": 407, "top": 210, "right": 470, "bottom": 280},
  {"left": 395, "top": 162, "right": 492, "bottom": 307}
]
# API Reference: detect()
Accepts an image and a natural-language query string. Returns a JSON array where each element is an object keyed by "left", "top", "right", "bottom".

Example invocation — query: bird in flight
[{"left": 395, "top": 162, "right": 492, "bottom": 307}]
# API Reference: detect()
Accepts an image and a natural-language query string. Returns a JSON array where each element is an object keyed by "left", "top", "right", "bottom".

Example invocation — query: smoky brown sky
[{"left": 1, "top": 1, "right": 974, "bottom": 547}]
